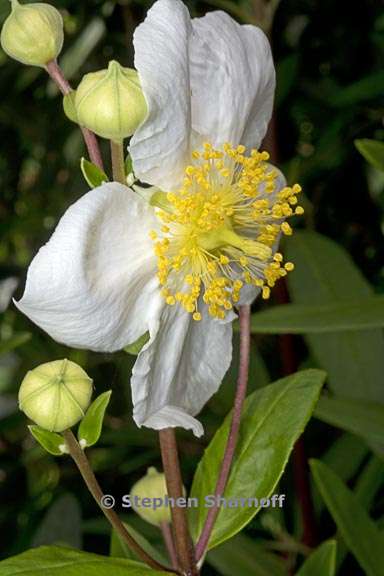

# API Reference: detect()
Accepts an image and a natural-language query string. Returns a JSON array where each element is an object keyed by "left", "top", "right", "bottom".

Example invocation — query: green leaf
[
  {"left": 124, "top": 332, "right": 150, "bottom": 356},
  {"left": 80, "top": 157, "right": 109, "bottom": 189},
  {"left": 78, "top": 391, "right": 112, "bottom": 448},
  {"left": 28, "top": 425, "right": 65, "bottom": 456},
  {"left": 0, "top": 332, "right": 31, "bottom": 355},
  {"left": 189, "top": 369, "right": 325, "bottom": 549},
  {"left": 329, "top": 70, "right": 384, "bottom": 107},
  {"left": 314, "top": 395, "right": 384, "bottom": 445},
  {"left": 250, "top": 297, "right": 384, "bottom": 334},
  {"left": 310, "top": 460, "right": 384, "bottom": 576},
  {"left": 355, "top": 139, "right": 384, "bottom": 172},
  {"left": 207, "top": 534, "right": 286, "bottom": 576},
  {"left": 313, "top": 433, "right": 368, "bottom": 515},
  {"left": 0, "top": 545, "right": 169, "bottom": 575},
  {"left": 355, "top": 456, "right": 384, "bottom": 509},
  {"left": 63, "top": 92, "right": 78, "bottom": 124},
  {"left": 110, "top": 522, "right": 167, "bottom": 565},
  {"left": 286, "top": 231, "right": 384, "bottom": 403},
  {"left": 32, "top": 494, "right": 82, "bottom": 549},
  {"left": 296, "top": 540, "right": 336, "bottom": 576},
  {"left": 336, "top": 455, "right": 384, "bottom": 569}
]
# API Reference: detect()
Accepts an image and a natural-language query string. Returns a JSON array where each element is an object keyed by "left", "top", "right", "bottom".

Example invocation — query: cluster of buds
[{"left": 1, "top": 1, "right": 148, "bottom": 141}]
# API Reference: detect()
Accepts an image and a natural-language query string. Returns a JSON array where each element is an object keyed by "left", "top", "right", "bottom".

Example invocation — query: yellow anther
[
  {"left": 220, "top": 254, "right": 230, "bottom": 265},
  {"left": 284, "top": 262, "right": 295, "bottom": 271},
  {"left": 281, "top": 222, "right": 293, "bottom": 235},
  {"left": 185, "top": 165, "right": 195, "bottom": 176},
  {"left": 295, "top": 206, "right": 304, "bottom": 215},
  {"left": 150, "top": 142, "right": 301, "bottom": 319},
  {"left": 262, "top": 286, "right": 271, "bottom": 299}
]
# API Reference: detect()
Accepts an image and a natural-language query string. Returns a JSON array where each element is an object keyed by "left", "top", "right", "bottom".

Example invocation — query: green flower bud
[
  {"left": 130, "top": 467, "right": 172, "bottom": 526},
  {"left": 75, "top": 60, "right": 148, "bottom": 141},
  {"left": 19, "top": 359, "right": 93, "bottom": 432},
  {"left": 0, "top": 0, "right": 64, "bottom": 67}
]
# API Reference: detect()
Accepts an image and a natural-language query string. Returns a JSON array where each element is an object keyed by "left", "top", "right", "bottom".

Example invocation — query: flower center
[{"left": 150, "top": 142, "right": 302, "bottom": 321}]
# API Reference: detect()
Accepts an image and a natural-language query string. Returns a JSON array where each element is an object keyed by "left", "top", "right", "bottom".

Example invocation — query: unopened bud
[
  {"left": 130, "top": 467, "right": 173, "bottom": 526},
  {"left": 1, "top": 0, "right": 64, "bottom": 67},
  {"left": 75, "top": 60, "right": 148, "bottom": 141},
  {"left": 19, "top": 359, "right": 93, "bottom": 432}
]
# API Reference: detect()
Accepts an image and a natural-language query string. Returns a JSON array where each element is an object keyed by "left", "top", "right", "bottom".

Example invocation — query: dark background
[{"left": 1, "top": 0, "right": 383, "bottom": 574}]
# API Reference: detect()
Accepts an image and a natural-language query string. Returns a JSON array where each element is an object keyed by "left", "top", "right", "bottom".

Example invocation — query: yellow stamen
[{"left": 149, "top": 142, "right": 301, "bottom": 320}]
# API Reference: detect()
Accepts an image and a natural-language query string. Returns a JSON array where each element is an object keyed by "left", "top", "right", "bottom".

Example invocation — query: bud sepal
[
  {"left": 28, "top": 425, "right": 67, "bottom": 456},
  {"left": 80, "top": 158, "right": 109, "bottom": 189},
  {"left": 78, "top": 390, "right": 112, "bottom": 449},
  {"left": 124, "top": 331, "right": 150, "bottom": 356}
]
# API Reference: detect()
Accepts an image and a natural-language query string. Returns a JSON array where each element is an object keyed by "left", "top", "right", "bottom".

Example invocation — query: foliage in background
[{"left": 1, "top": 0, "right": 384, "bottom": 574}]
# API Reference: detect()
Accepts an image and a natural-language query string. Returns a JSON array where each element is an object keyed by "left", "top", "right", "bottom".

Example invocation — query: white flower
[{"left": 16, "top": 0, "right": 303, "bottom": 437}]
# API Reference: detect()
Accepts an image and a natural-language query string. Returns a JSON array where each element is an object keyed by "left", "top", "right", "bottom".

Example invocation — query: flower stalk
[
  {"left": 160, "top": 521, "right": 179, "bottom": 571},
  {"left": 195, "top": 304, "right": 251, "bottom": 561},
  {"left": 45, "top": 60, "right": 104, "bottom": 171},
  {"left": 62, "top": 430, "right": 176, "bottom": 573},
  {"left": 110, "top": 139, "right": 126, "bottom": 185},
  {"left": 159, "top": 428, "right": 198, "bottom": 576}
]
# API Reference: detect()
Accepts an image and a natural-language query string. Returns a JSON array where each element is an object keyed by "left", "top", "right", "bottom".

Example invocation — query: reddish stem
[
  {"left": 160, "top": 522, "right": 179, "bottom": 571},
  {"left": 45, "top": 60, "right": 104, "bottom": 171},
  {"left": 195, "top": 304, "right": 251, "bottom": 561},
  {"left": 159, "top": 429, "right": 198, "bottom": 576}
]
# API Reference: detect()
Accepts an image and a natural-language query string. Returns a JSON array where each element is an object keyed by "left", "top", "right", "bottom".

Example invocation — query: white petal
[
  {"left": 130, "top": 0, "right": 192, "bottom": 190},
  {"left": 131, "top": 304, "right": 234, "bottom": 437},
  {"left": 190, "top": 11, "right": 275, "bottom": 150},
  {"left": 16, "top": 183, "right": 163, "bottom": 352}
]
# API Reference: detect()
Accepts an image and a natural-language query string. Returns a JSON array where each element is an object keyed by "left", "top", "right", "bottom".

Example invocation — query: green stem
[
  {"left": 110, "top": 139, "right": 126, "bottom": 185},
  {"left": 63, "top": 430, "right": 177, "bottom": 574}
]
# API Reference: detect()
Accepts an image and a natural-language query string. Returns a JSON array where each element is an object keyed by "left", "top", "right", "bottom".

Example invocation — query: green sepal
[
  {"left": 124, "top": 332, "right": 150, "bottom": 356},
  {"left": 28, "top": 425, "right": 66, "bottom": 456},
  {"left": 77, "top": 390, "right": 112, "bottom": 448},
  {"left": 125, "top": 154, "right": 133, "bottom": 175},
  {"left": 149, "top": 190, "right": 172, "bottom": 211},
  {"left": 80, "top": 157, "right": 109, "bottom": 189},
  {"left": 63, "top": 91, "right": 78, "bottom": 124}
]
